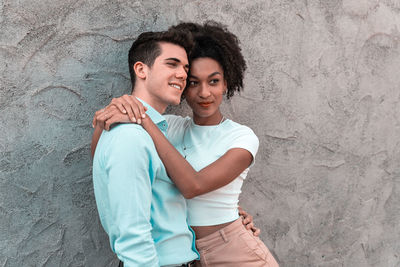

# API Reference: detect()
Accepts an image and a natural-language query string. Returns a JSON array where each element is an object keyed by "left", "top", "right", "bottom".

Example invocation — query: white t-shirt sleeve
[{"left": 227, "top": 126, "right": 259, "bottom": 166}]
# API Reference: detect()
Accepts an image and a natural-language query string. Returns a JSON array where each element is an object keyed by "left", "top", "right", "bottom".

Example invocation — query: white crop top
[{"left": 165, "top": 115, "right": 259, "bottom": 226}]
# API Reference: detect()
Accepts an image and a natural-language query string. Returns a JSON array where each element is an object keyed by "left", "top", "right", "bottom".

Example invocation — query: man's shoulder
[
  {"left": 105, "top": 123, "right": 147, "bottom": 136},
  {"left": 99, "top": 123, "right": 153, "bottom": 149}
]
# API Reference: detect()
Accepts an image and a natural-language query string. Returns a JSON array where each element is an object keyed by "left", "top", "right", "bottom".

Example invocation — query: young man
[{"left": 92, "top": 29, "right": 198, "bottom": 266}]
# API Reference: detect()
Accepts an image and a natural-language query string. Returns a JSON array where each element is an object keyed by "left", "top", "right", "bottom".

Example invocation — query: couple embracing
[{"left": 92, "top": 21, "right": 279, "bottom": 267}]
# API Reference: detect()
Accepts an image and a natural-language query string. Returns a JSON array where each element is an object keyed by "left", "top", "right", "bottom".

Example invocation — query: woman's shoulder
[
  {"left": 223, "top": 119, "right": 257, "bottom": 137},
  {"left": 222, "top": 119, "right": 259, "bottom": 157}
]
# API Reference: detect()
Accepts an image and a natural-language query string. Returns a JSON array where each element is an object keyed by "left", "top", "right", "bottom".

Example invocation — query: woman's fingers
[
  {"left": 122, "top": 95, "right": 145, "bottom": 124},
  {"left": 107, "top": 95, "right": 149, "bottom": 124},
  {"left": 110, "top": 97, "right": 128, "bottom": 114},
  {"left": 245, "top": 222, "right": 254, "bottom": 230},
  {"left": 98, "top": 106, "right": 121, "bottom": 129},
  {"left": 243, "top": 214, "right": 253, "bottom": 227},
  {"left": 135, "top": 98, "right": 148, "bottom": 119},
  {"left": 252, "top": 227, "right": 261, "bottom": 236},
  {"left": 238, "top": 207, "right": 260, "bottom": 236},
  {"left": 92, "top": 108, "right": 105, "bottom": 127},
  {"left": 93, "top": 95, "right": 148, "bottom": 130},
  {"left": 96, "top": 110, "right": 113, "bottom": 130},
  {"left": 104, "top": 114, "right": 130, "bottom": 131}
]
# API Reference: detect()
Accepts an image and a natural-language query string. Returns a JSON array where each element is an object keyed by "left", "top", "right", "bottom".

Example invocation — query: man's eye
[{"left": 167, "top": 62, "right": 176, "bottom": 66}]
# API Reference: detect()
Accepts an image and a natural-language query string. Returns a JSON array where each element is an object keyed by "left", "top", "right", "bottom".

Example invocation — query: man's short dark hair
[{"left": 128, "top": 29, "right": 193, "bottom": 89}]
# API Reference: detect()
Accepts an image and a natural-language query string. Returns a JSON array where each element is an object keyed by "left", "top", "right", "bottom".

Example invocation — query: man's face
[{"left": 144, "top": 42, "right": 189, "bottom": 111}]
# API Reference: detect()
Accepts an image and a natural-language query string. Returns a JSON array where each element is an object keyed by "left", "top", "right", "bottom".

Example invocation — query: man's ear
[{"left": 133, "top": 61, "right": 148, "bottom": 80}]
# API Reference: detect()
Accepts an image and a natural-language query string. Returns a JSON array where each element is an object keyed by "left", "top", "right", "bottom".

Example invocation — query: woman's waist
[
  {"left": 191, "top": 219, "right": 236, "bottom": 239},
  {"left": 187, "top": 196, "right": 239, "bottom": 218},
  {"left": 192, "top": 217, "right": 246, "bottom": 245},
  {"left": 187, "top": 205, "right": 239, "bottom": 226}
]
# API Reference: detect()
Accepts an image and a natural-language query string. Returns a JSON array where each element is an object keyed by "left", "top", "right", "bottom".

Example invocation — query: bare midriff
[{"left": 191, "top": 219, "right": 236, "bottom": 239}]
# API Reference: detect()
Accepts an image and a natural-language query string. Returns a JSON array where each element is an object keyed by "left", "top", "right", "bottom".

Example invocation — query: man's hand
[{"left": 239, "top": 206, "right": 261, "bottom": 236}]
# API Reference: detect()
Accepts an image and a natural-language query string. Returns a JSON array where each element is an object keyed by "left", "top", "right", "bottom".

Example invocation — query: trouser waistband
[{"left": 195, "top": 217, "right": 244, "bottom": 251}]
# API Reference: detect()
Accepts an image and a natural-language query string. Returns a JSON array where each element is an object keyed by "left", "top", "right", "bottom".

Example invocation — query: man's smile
[{"left": 169, "top": 82, "right": 183, "bottom": 90}]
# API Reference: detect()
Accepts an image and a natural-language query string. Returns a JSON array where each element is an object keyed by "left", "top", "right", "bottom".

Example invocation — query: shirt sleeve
[
  {"left": 103, "top": 127, "right": 159, "bottom": 267},
  {"left": 227, "top": 126, "right": 259, "bottom": 167}
]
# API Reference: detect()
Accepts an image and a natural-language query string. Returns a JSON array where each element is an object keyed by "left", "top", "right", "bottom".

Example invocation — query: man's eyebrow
[
  {"left": 165, "top": 58, "right": 189, "bottom": 70},
  {"left": 165, "top": 57, "right": 181, "bottom": 62}
]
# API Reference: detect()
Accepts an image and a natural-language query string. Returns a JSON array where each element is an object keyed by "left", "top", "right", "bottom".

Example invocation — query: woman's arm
[
  {"left": 93, "top": 95, "right": 254, "bottom": 199},
  {"left": 141, "top": 117, "right": 253, "bottom": 199},
  {"left": 91, "top": 125, "right": 103, "bottom": 158}
]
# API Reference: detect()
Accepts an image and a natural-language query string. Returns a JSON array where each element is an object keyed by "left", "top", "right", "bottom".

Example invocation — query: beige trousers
[{"left": 194, "top": 218, "right": 279, "bottom": 267}]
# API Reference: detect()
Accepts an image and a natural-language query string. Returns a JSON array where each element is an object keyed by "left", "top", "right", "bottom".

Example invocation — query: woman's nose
[{"left": 198, "top": 85, "right": 211, "bottom": 98}]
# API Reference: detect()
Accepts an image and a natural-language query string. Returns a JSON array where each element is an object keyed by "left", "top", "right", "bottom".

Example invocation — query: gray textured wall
[{"left": 1, "top": 0, "right": 399, "bottom": 266}]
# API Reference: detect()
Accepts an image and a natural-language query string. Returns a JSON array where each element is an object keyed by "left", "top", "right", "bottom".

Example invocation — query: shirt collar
[{"left": 136, "top": 97, "right": 168, "bottom": 132}]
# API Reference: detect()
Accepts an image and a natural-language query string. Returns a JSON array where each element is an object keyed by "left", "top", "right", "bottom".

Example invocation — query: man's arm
[{"left": 100, "top": 127, "right": 158, "bottom": 266}]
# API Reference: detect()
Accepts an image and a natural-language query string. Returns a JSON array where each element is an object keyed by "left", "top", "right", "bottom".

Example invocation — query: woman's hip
[{"left": 195, "top": 217, "right": 279, "bottom": 267}]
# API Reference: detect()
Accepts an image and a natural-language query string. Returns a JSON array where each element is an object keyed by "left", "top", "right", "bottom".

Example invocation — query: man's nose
[{"left": 176, "top": 67, "right": 187, "bottom": 80}]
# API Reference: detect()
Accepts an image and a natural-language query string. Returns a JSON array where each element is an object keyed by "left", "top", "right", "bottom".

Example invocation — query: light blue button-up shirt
[{"left": 93, "top": 99, "right": 198, "bottom": 266}]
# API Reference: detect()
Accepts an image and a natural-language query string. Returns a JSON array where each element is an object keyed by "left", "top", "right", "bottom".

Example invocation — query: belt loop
[{"left": 219, "top": 229, "right": 229, "bottom": 243}]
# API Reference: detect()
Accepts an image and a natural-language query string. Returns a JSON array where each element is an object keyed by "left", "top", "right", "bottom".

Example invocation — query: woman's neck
[{"left": 193, "top": 112, "right": 224, "bottom": 126}]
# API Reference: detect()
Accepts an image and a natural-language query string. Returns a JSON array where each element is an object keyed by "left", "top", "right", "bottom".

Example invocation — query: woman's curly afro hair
[{"left": 170, "top": 21, "right": 246, "bottom": 98}]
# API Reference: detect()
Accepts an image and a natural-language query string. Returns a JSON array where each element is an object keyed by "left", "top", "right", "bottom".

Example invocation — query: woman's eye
[
  {"left": 167, "top": 62, "right": 176, "bottom": 66},
  {"left": 189, "top": 81, "right": 198, "bottom": 86},
  {"left": 210, "top": 79, "right": 219, "bottom": 84}
]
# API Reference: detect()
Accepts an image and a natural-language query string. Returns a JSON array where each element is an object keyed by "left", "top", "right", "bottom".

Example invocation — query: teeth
[{"left": 170, "top": 84, "right": 181, "bottom": 90}]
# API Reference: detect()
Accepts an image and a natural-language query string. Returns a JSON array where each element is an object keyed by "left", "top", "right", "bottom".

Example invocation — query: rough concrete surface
[{"left": 1, "top": 0, "right": 399, "bottom": 266}]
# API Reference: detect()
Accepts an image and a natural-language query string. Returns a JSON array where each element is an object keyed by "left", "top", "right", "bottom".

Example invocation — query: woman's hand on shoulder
[
  {"left": 109, "top": 94, "right": 147, "bottom": 124},
  {"left": 92, "top": 94, "right": 147, "bottom": 130}
]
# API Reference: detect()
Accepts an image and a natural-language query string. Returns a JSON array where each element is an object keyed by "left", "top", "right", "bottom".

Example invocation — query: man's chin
[{"left": 169, "top": 97, "right": 182, "bottom": 106}]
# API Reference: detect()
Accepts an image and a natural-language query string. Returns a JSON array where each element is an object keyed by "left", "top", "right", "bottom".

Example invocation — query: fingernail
[
  {"left": 142, "top": 114, "right": 146, "bottom": 119},
  {"left": 137, "top": 119, "right": 141, "bottom": 124},
  {"left": 131, "top": 117, "right": 136, "bottom": 122},
  {"left": 122, "top": 110, "right": 127, "bottom": 114}
]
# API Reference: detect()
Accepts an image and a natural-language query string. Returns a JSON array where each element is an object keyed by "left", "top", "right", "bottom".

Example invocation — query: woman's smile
[{"left": 198, "top": 102, "right": 213, "bottom": 108}]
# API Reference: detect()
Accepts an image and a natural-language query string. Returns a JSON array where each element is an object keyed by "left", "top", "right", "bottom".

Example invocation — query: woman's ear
[
  {"left": 134, "top": 61, "right": 148, "bottom": 80},
  {"left": 223, "top": 79, "right": 228, "bottom": 94}
]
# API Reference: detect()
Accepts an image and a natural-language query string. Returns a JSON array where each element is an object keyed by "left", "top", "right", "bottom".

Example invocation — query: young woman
[{"left": 92, "top": 22, "right": 279, "bottom": 267}]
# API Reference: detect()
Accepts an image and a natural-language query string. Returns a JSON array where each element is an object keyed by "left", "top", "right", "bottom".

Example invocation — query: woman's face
[{"left": 184, "top": 57, "right": 227, "bottom": 125}]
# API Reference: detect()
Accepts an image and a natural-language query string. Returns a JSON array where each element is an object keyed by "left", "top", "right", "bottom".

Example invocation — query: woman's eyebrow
[
  {"left": 189, "top": 72, "right": 222, "bottom": 79},
  {"left": 208, "top": 72, "right": 221, "bottom": 78}
]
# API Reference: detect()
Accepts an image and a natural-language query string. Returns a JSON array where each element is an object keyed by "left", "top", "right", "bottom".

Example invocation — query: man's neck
[{"left": 131, "top": 88, "right": 167, "bottom": 114}]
